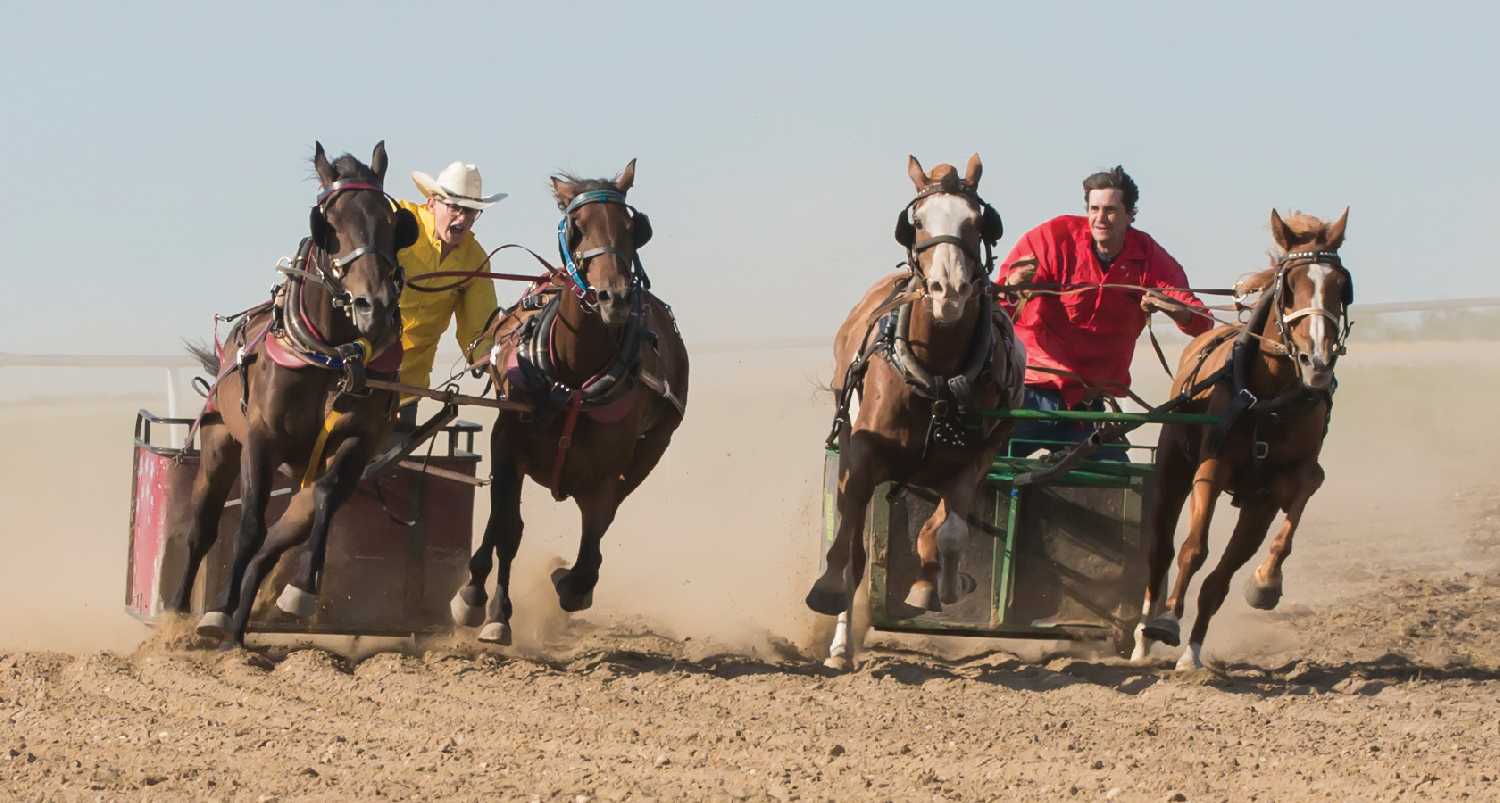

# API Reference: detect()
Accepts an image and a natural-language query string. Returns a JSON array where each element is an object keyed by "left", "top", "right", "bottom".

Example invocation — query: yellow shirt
[{"left": 395, "top": 199, "right": 498, "bottom": 395}]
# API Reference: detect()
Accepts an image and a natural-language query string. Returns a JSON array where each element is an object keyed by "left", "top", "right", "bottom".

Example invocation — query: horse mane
[
  {"left": 314, "top": 153, "right": 380, "bottom": 186},
  {"left": 923, "top": 164, "right": 964, "bottom": 192},
  {"left": 550, "top": 173, "right": 620, "bottom": 210}
]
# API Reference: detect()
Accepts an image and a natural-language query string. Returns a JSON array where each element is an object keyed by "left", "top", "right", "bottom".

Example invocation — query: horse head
[
  {"left": 550, "top": 159, "right": 651, "bottom": 328},
  {"left": 894, "top": 154, "right": 1002, "bottom": 324},
  {"left": 1268, "top": 208, "right": 1352, "bottom": 391},
  {"left": 309, "top": 141, "right": 417, "bottom": 347}
]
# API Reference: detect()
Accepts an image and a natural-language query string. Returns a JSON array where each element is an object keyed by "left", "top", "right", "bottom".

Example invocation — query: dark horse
[
  {"left": 449, "top": 160, "right": 689, "bottom": 645},
  {"left": 168, "top": 142, "right": 418, "bottom": 645},
  {"left": 1131, "top": 209, "right": 1352, "bottom": 669},
  {"left": 806, "top": 155, "right": 1026, "bottom": 670}
]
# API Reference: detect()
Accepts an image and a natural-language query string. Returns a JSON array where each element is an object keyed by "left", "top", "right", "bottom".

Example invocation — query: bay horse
[
  {"left": 1131, "top": 208, "right": 1352, "bottom": 669},
  {"left": 806, "top": 155, "right": 1026, "bottom": 670},
  {"left": 449, "top": 160, "right": 689, "bottom": 645},
  {"left": 168, "top": 142, "right": 418, "bottom": 645}
]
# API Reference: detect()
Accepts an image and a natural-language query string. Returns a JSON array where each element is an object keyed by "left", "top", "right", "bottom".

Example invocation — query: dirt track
[{"left": 3, "top": 343, "right": 1500, "bottom": 800}]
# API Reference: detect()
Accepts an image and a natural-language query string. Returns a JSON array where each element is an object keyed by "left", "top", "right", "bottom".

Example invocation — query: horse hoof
[
  {"left": 195, "top": 612, "right": 229, "bottom": 642},
  {"left": 551, "top": 568, "right": 595, "bottom": 613},
  {"left": 938, "top": 570, "right": 978, "bottom": 606},
  {"left": 1141, "top": 616, "right": 1181, "bottom": 647},
  {"left": 904, "top": 582, "right": 941, "bottom": 612},
  {"left": 823, "top": 653, "right": 852, "bottom": 672},
  {"left": 804, "top": 585, "right": 847, "bottom": 616},
  {"left": 276, "top": 585, "right": 319, "bottom": 620},
  {"left": 450, "top": 593, "right": 486, "bottom": 628},
  {"left": 1175, "top": 642, "right": 1204, "bottom": 671},
  {"left": 477, "top": 622, "right": 512, "bottom": 645},
  {"left": 1244, "top": 580, "right": 1283, "bottom": 611}
]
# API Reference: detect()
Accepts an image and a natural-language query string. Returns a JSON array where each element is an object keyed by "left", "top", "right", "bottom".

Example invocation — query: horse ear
[
  {"left": 1269, "top": 209, "right": 1294, "bottom": 251},
  {"left": 907, "top": 155, "right": 928, "bottom": 191},
  {"left": 894, "top": 207, "right": 915, "bottom": 248},
  {"left": 1324, "top": 206, "right": 1350, "bottom": 251},
  {"left": 309, "top": 206, "right": 336, "bottom": 251},
  {"left": 963, "top": 153, "right": 983, "bottom": 191},
  {"left": 393, "top": 206, "right": 418, "bottom": 250},
  {"left": 615, "top": 158, "right": 636, "bottom": 193},
  {"left": 370, "top": 140, "right": 389, "bottom": 185},
  {"left": 313, "top": 141, "right": 337, "bottom": 188},
  {"left": 550, "top": 175, "right": 577, "bottom": 210},
  {"left": 631, "top": 211, "right": 653, "bottom": 249}
]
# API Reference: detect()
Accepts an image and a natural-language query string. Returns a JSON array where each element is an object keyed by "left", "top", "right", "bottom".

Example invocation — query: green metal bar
[
  {"left": 992, "top": 457, "right": 1155, "bottom": 478},
  {"left": 982, "top": 408, "right": 1219, "bottom": 425},
  {"left": 987, "top": 471, "right": 1135, "bottom": 489},
  {"left": 995, "top": 487, "right": 1021, "bottom": 625}
]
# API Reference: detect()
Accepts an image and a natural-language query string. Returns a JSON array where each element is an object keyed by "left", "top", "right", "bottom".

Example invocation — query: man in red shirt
[{"left": 997, "top": 166, "right": 1212, "bottom": 459}]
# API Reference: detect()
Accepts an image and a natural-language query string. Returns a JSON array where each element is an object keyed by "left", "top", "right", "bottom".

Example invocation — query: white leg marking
[
  {"left": 1175, "top": 641, "right": 1204, "bottom": 671},
  {"left": 1130, "top": 623, "right": 1151, "bottom": 664},
  {"left": 828, "top": 611, "right": 849, "bottom": 658}
]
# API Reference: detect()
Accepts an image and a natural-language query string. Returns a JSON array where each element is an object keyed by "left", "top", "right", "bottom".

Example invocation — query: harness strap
[
  {"left": 300, "top": 409, "right": 347, "bottom": 489},
  {"left": 548, "top": 391, "right": 584, "bottom": 501}
]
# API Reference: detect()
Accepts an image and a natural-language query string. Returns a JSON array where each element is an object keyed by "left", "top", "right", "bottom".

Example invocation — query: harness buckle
[
  {"left": 931, "top": 399, "right": 951, "bottom": 418},
  {"left": 1253, "top": 441, "right": 1270, "bottom": 460},
  {"left": 1238, "top": 388, "right": 1259, "bottom": 409}
]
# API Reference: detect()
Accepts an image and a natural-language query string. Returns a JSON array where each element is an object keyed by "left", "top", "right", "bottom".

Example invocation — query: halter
[
  {"left": 1269, "top": 249, "right": 1353, "bottom": 374},
  {"left": 556, "top": 189, "right": 649, "bottom": 307},
  {"left": 898, "top": 185, "right": 997, "bottom": 279}
]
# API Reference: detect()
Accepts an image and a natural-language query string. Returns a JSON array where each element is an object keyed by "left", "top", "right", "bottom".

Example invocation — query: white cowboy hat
[{"left": 411, "top": 161, "right": 507, "bottom": 210}]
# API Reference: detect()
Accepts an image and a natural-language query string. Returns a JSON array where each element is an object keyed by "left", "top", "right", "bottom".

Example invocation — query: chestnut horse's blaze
[
  {"left": 1132, "top": 208, "right": 1353, "bottom": 670},
  {"left": 808, "top": 154, "right": 1026, "bottom": 671}
]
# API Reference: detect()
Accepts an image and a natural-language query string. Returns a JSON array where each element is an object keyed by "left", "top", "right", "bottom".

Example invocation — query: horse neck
[
  {"left": 906, "top": 296, "right": 980, "bottom": 377},
  {"left": 550, "top": 290, "right": 616, "bottom": 386}
]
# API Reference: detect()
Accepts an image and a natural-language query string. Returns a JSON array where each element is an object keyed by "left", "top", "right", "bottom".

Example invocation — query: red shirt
[{"left": 996, "top": 215, "right": 1211, "bottom": 406}]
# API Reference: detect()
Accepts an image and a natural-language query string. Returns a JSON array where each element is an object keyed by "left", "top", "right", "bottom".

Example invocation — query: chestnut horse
[
  {"left": 168, "top": 142, "right": 418, "bottom": 645},
  {"left": 1132, "top": 209, "right": 1352, "bottom": 669},
  {"left": 806, "top": 155, "right": 1026, "bottom": 670},
  {"left": 449, "top": 160, "right": 689, "bottom": 645}
]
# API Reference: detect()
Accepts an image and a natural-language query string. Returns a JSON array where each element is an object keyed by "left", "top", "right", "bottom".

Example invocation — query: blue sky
[{"left": 2, "top": 0, "right": 1495, "bottom": 353}]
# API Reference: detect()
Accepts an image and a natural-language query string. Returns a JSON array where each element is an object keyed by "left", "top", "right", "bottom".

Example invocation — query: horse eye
[{"left": 914, "top": 217, "right": 924, "bottom": 230}]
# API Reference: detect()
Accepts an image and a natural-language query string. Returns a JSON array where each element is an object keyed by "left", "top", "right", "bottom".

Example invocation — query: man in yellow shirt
[{"left": 395, "top": 161, "right": 505, "bottom": 426}]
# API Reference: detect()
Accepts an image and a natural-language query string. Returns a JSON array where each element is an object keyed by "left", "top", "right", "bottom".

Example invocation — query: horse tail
[{"left": 183, "top": 339, "right": 220, "bottom": 376}]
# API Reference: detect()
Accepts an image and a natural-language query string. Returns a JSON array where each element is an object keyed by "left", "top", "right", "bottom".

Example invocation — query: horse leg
[
  {"left": 805, "top": 433, "right": 884, "bottom": 616},
  {"left": 904, "top": 502, "right": 946, "bottom": 612},
  {"left": 451, "top": 426, "right": 516, "bottom": 629},
  {"left": 276, "top": 438, "right": 367, "bottom": 620},
  {"left": 167, "top": 421, "right": 240, "bottom": 612},
  {"left": 475, "top": 457, "right": 524, "bottom": 644},
  {"left": 617, "top": 412, "right": 680, "bottom": 501},
  {"left": 935, "top": 463, "right": 986, "bottom": 605},
  {"left": 1131, "top": 429, "right": 1194, "bottom": 660},
  {"left": 824, "top": 509, "right": 869, "bottom": 672},
  {"left": 1245, "top": 461, "right": 1324, "bottom": 611},
  {"left": 222, "top": 488, "right": 320, "bottom": 645},
  {"left": 552, "top": 478, "right": 622, "bottom": 613},
  {"left": 197, "top": 435, "right": 276, "bottom": 641},
  {"left": 1141, "top": 456, "right": 1230, "bottom": 648},
  {"left": 1176, "top": 498, "right": 1278, "bottom": 670}
]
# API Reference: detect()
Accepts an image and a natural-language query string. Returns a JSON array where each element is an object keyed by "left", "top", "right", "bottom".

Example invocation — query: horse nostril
[
  {"left": 598, "top": 289, "right": 612, "bottom": 302},
  {"left": 928, "top": 280, "right": 942, "bottom": 294},
  {"left": 1297, "top": 353, "right": 1312, "bottom": 365},
  {"left": 352, "top": 296, "right": 374, "bottom": 313}
]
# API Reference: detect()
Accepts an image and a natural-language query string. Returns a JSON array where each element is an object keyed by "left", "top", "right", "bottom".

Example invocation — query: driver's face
[{"left": 427, "top": 197, "right": 481, "bottom": 248}]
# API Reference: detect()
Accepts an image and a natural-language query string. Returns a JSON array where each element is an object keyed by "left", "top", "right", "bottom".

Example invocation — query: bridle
[
  {"left": 302, "top": 179, "right": 409, "bottom": 312},
  {"left": 1268, "top": 249, "right": 1354, "bottom": 373},
  {"left": 556, "top": 189, "right": 652, "bottom": 309},
  {"left": 894, "top": 184, "right": 1002, "bottom": 282}
]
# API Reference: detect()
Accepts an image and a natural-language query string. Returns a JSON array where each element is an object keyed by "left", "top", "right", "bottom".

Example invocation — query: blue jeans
[{"left": 1008, "top": 387, "right": 1130, "bottom": 462}]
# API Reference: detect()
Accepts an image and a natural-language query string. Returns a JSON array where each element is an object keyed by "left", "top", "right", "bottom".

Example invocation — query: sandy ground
[{"left": 1, "top": 340, "right": 1498, "bottom": 800}]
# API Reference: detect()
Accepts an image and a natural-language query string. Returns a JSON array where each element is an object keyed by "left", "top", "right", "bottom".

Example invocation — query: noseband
[
  {"left": 1270, "top": 250, "right": 1354, "bottom": 368},
  {"left": 556, "top": 189, "right": 651, "bottom": 307}
]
